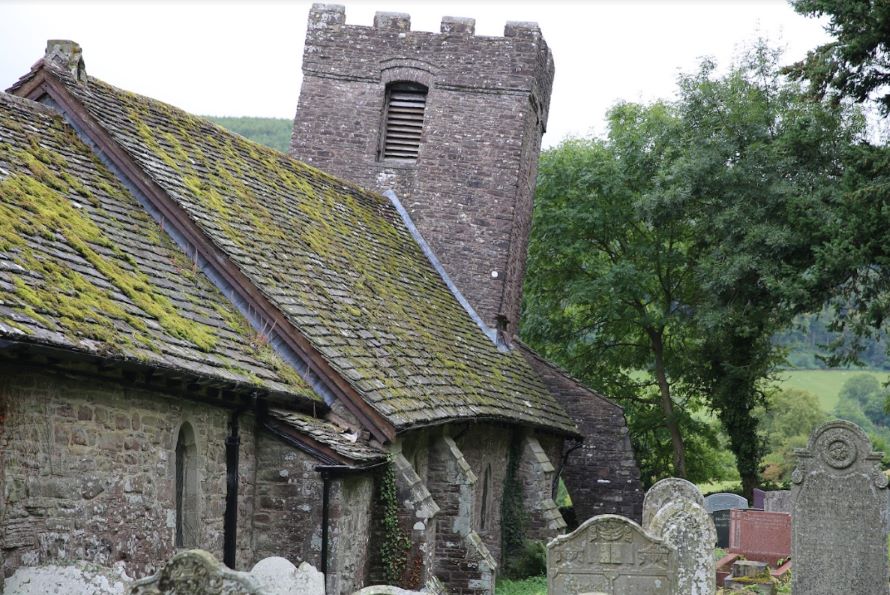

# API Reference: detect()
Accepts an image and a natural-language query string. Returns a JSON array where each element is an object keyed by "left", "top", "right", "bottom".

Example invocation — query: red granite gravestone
[{"left": 727, "top": 509, "right": 791, "bottom": 565}]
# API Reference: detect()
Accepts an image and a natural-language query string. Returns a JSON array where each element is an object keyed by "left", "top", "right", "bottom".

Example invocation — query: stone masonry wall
[
  {"left": 327, "top": 474, "right": 374, "bottom": 595},
  {"left": 0, "top": 367, "right": 257, "bottom": 579},
  {"left": 251, "top": 433, "right": 323, "bottom": 568},
  {"left": 427, "top": 433, "right": 496, "bottom": 594},
  {"left": 517, "top": 434, "right": 566, "bottom": 543},
  {"left": 519, "top": 350, "right": 644, "bottom": 523},
  {"left": 291, "top": 4, "right": 554, "bottom": 334},
  {"left": 453, "top": 425, "right": 511, "bottom": 565}
]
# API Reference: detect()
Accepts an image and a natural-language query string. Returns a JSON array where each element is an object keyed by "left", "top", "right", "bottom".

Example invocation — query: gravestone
[
  {"left": 762, "top": 490, "right": 792, "bottom": 514},
  {"left": 727, "top": 509, "right": 791, "bottom": 565},
  {"left": 703, "top": 493, "right": 748, "bottom": 548},
  {"left": 547, "top": 514, "right": 676, "bottom": 595},
  {"left": 752, "top": 488, "right": 765, "bottom": 510},
  {"left": 792, "top": 420, "right": 890, "bottom": 595},
  {"left": 642, "top": 477, "right": 705, "bottom": 527},
  {"left": 703, "top": 493, "right": 748, "bottom": 514},
  {"left": 645, "top": 497, "right": 717, "bottom": 595},
  {"left": 251, "top": 558, "right": 323, "bottom": 595},
  {"left": 129, "top": 549, "right": 264, "bottom": 594}
]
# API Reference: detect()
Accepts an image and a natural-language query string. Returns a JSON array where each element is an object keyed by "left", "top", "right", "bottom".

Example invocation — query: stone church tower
[{"left": 291, "top": 4, "right": 554, "bottom": 336}]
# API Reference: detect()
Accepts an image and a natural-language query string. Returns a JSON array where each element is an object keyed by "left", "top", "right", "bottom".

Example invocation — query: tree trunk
[{"left": 650, "top": 331, "right": 687, "bottom": 478}]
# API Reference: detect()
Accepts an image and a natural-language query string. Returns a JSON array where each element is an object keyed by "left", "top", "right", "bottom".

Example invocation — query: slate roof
[
  {"left": 0, "top": 91, "right": 318, "bottom": 403},
  {"left": 24, "top": 64, "right": 577, "bottom": 436},
  {"left": 268, "top": 408, "right": 386, "bottom": 465}
]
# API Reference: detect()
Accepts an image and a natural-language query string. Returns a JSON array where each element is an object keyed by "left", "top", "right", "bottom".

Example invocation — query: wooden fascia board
[{"left": 19, "top": 72, "right": 396, "bottom": 443}]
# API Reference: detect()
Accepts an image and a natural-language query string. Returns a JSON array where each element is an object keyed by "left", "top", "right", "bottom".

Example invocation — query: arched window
[
  {"left": 175, "top": 422, "right": 199, "bottom": 547},
  {"left": 380, "top": 82, "right": 427, "bottom": 161},
  {"left": 480, "top": 463, "right": 492, "bottom": 531}
]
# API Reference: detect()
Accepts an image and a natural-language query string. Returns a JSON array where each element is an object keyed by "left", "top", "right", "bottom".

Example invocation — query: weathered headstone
[
  {"left": 762, "top": 490, "right": 792, "bottom": 514},
  {"left": 251, "top": 557, "right": 323, "bottom": 595},
  {"left": 792, "top": 420, "right": 890, "bottom": 595},
  {"left": 645, "top": 497, "right": 717, "bottom": 595},
  {"left": 752, "top": 488, "right": 765, "bottom": 510},
  {"left": 703, "top": 493, "right": 748, "bottom": 548},
  {"left": 129, "top": 549, "right": 264, "bottom": 595},
  {"left": 723, "top": 560, "right": 775, "bottom": 594},
  {"left": 703, "top": 493, "right": 748, "bottom": 514},
  {"left": 642, "top": 477, "right": 705, "bottom": 527},
  {"left": 727, "top": 509, "right": 791, "bottom": 565},
  {"left": 547, "top": 514, "right": 676, "bottom": 595}
]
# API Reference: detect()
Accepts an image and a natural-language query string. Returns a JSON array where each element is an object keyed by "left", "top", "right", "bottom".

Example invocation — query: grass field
[
  {"left": 495, "top": 576, "right": 546, "bottom": 595},
  {"left": 777, "top": 369, "right": 890, "bottom": 413}
]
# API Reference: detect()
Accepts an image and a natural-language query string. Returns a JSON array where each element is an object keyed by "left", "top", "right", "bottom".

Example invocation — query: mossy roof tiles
[
  {"left": 36, "top": 66, "right": 578, "bottom": 436},
  {"left": 269, "top": 408, "right": 386, "bottom": 464},
  {"left": 0, "top": 92, "right": 318, "bottom": 403}
]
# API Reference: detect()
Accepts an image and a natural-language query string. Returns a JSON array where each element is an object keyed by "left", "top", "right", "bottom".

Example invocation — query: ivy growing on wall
[{"left": 378, "top": 459, "right": 411, "bottom": 585}]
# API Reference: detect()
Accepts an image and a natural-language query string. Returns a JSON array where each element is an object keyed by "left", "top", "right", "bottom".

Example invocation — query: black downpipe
[
  {"left": 321, "top": 471, "right": 331, "bottom": 575},
  {"left": 224, "top": 409, "right": 241, "bottom": 568}
]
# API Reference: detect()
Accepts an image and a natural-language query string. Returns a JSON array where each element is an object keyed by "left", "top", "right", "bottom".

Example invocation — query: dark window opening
[
  {"left": 381, "top": 82, "right": 427, "bottom": 161},
  {"left": 480, "top": 463, "right": 492, "bottom": 531},
  {"left": 175, "top": 422, "right": 199, "bottom": 547}
]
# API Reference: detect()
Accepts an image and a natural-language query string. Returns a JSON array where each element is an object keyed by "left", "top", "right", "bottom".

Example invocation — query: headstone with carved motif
[
  {"left": 547, "top": 514, "right": 676, "bottom": 595},
  {"left": 129, "top": 549, "right": 264, "bottom": 595},
  {"left": 792, "top": 420, "right": 890, "bottom": 595}
]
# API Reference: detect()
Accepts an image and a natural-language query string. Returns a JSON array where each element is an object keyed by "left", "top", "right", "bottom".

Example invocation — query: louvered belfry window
[{"left": 381, "top": 82, "right": 427, "bottom": 161}]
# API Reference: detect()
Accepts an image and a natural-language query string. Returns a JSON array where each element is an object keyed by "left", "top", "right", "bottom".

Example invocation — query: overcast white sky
[{"left": 0, "top": 1, "right": 831, "bottom": 147}]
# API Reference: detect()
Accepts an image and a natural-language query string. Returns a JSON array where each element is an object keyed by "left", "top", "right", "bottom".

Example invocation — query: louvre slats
[{"left": 383, "top": 85, "right": 426, "bottom": 160}]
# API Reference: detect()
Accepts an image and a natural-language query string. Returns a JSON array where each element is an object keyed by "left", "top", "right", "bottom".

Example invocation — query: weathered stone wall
[
  {"left": 453, "top": 425, "right": 511, "bottom": 564},
  {"left": 251, "top": 433, "right": 323, "bottom": 567},
  {"left": 520, "top": 351, "right": 644, "bottom": 522},
  {"left": 517, "top": 434, "right": 566, "bottom": 543},
  {"left": 327, "top": 475, "right": 374, "bottom": 595},
  {"left": 0, "top": 367, "right": 257, "bottom": 578},
  {"left": 291, "top": 4, "right": 554, "bottom": 334}
]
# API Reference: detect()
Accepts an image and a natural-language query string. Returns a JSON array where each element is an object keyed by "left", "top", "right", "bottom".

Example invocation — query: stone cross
[
  {"left": 547, "top": 514, "right": 676, "bottom": 595},
  {"left": 792, "top": 420, "right": 890, "bottom": 595},
  {"left": 643, "top": 478, "right": 716, "bottom": 595}
]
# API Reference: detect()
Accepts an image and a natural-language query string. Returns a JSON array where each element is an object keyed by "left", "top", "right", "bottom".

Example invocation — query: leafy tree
[
  {"left": 205, "top": 116, "right": 293, "bottom": 153},
  {"left": 786, "top": 0, "right": 890, "bottom": 113},
  {"left": 522, "top": 41, "right": 863, "bottom": 495},
  {"left": 757, "top": 388, "right": 828, "bottom": 482}
]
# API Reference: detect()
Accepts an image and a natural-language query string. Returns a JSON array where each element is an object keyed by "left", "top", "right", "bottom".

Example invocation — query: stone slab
[
  {"left": 642, "top": 477, "right": 705, "bottom": 527},
  {"left": 645, "top": 498, "right": 716, "bottom": 595},
  {"left": 762, "top": 490, "right": 792, "bottom": 514},
  {"left": 712, "top": 509, "right": 731, "bottom": 548},
  {"left": 703, "top": 492, "right": 748, "bottom": 514},
  {"left": 752, "top": 488, "right": 765, "bottom": 510},
  {"left": 728, "top": 509, "right": 791, "bottom": 565},
  {"left": 547, "top": 514, "right": 676, "bottom": 595},
  {"left": 792, "top": 420, "right": 890, "bottom": 595}
]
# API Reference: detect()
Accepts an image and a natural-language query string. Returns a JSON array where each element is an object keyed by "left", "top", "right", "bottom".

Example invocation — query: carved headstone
[
  {"left": 645, "top": 487, "right": 716, "bottom": 595},
  {"left": 642, "top": 477, "right": 705, "bottom": 527},
  {"left": 547, "top": 514, "right": 676, "bottom": 595},
  {"left": 792, "top": 420, "right": 890, "bottom": 595},
  {"left": 703, "top": 493, "right": 748, "bottom": 548},
  {"left": 762, "top": 490, "right": 792, "bottom": 514},
  {"left": 129, "top": 549, "right": 264, "bottom": 595}
]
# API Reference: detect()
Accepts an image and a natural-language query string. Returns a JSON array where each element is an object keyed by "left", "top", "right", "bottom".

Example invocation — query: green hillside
[
  {"left": 205, "top": 116, "right": 293, "bottom": 153},
  {"left": 778, "top": 369, "right": 890, "bottom": 413}
]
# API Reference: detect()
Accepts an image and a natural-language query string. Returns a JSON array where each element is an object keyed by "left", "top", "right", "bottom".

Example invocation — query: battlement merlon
[{"left": 303, "top": 3, "right": 554, "bottom": 130}]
